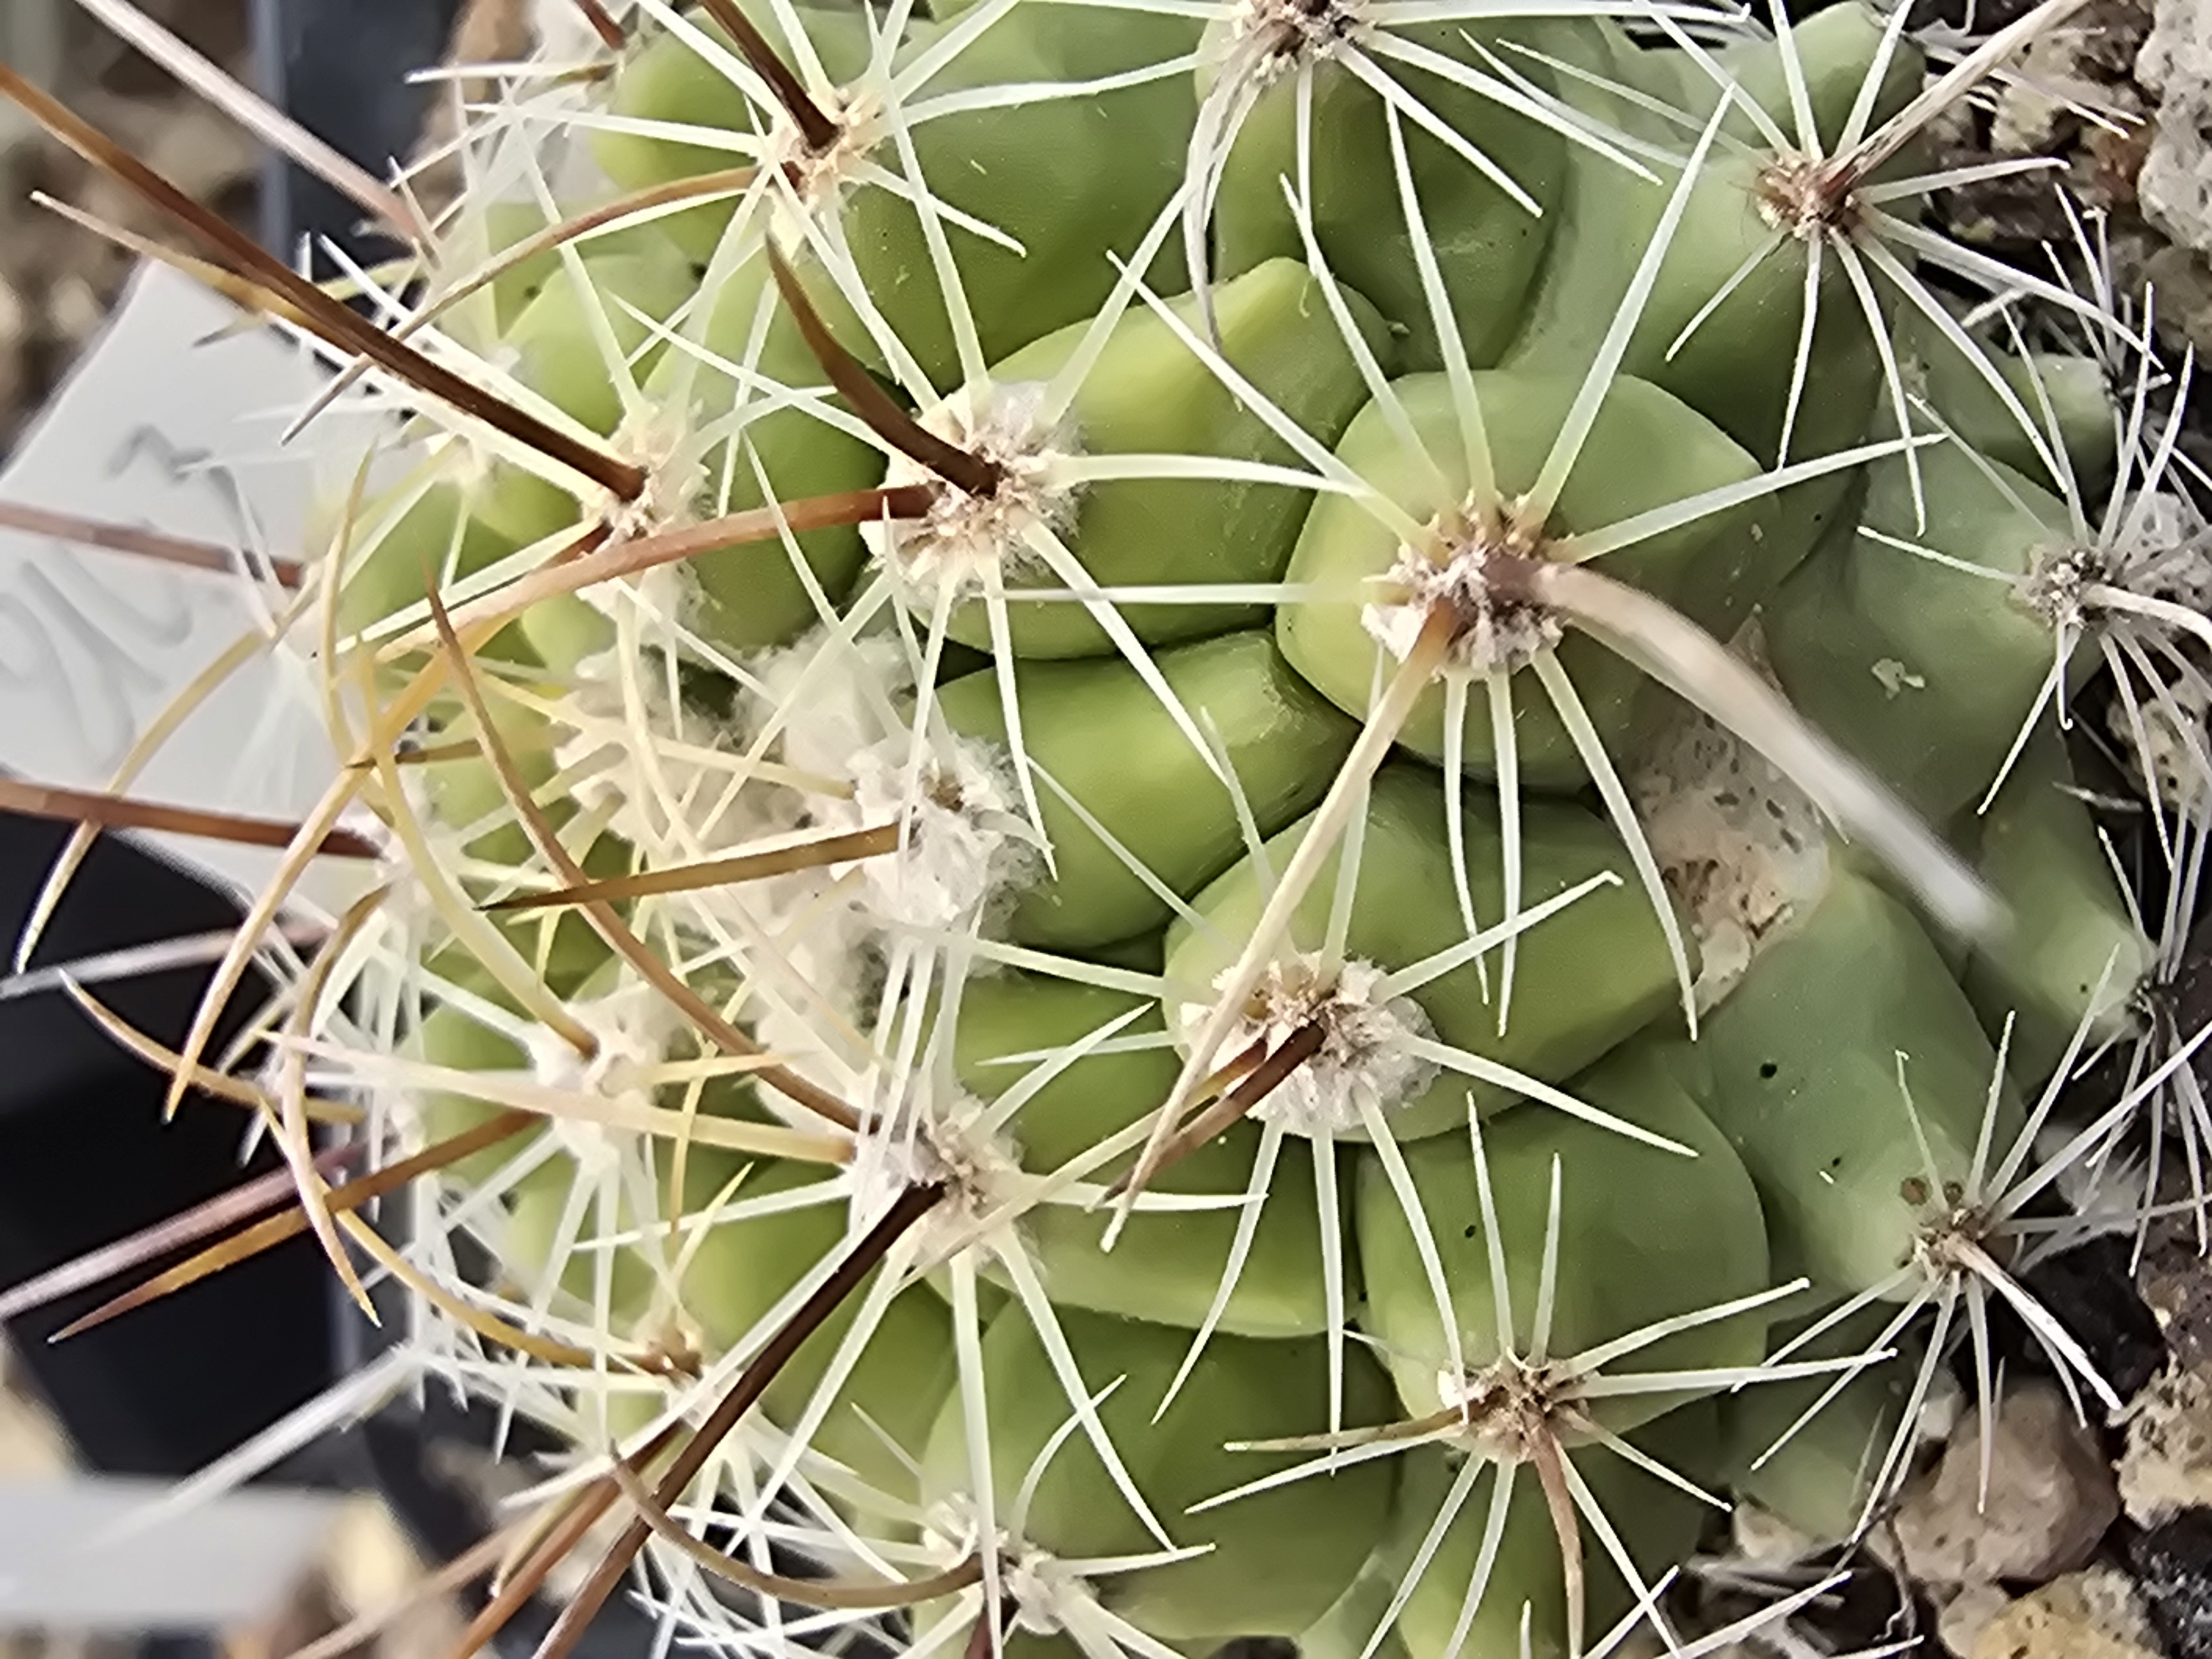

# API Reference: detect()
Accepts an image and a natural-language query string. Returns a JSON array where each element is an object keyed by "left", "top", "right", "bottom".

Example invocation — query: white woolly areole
[
  {"left": 823, "top": 729, "right": 1042, "bottom": 932},
  {"left": 848, "top": 1093, "right": 1024, "bottom": 1266},
  {"left": 549, "top": 658, "right": 781, "bottom": 863},
  {"left": 764, "top": 86, "right": 882, "bottom": 239},
  {"left": 1430, "top": 1358, "right": 1582, "bottom": 1462},
  {"left": 568, "top": 623, "right": 900, "bottom": 898},
  {"left": 604, "top": 405, "right": 711, "bottom": 554},
  {"left": 1628, "top": 627, "right": 1831, "bottom": 1011},
  {"left": 1220, "top": 0, "right": 1363, "bottom": 79},
  {"left": 2019, "top": 540, "right": 2105, "bottom": 634},
  {"left": 2028, "top": 489, "right": 2212, "bottom": 812},
  {"left": 1003, "top": 1546, "right": 1099, "bottom": 1637},
  {"left": 1752, "top": 152, "right": 1844, "bottom": 241},
  {"left": 864, "top": 382, "right": 1077, "bottom": 596},
  {"left": 920, "top": 1499, "right": 1094, "bottom": 1639},
  {"left": 2025, "top": 492, "right": 2212, "bottom": 634},
  {"left": 750, "top": 628, "right": 915, "bottom": 789},
  {"left": 549, "top": 691, "right": 633, "bottom": 839},
  {"left": 521, "top": 981, "right": 677, "bottom": 1171},
  {"left": 1361, "top": 540, "right": 1560, "bottom": 679},
  {"left": 574, "top": 560, "right": 695, "bottom": 645},
  {"left": 1176, "top": 953, "right": 1437, "bottom": 1138},
  {"left": 1436, "top": 1363, "right": 1491, "bottom": 1416},
  {"left": 739, "top": 919, "right": 875, "bottom": 1099}
]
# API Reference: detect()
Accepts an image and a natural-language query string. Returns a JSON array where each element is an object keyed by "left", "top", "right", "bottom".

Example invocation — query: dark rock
[
  {"left": 1899, "top": 0, "right": 2043, "bottom": 34},
  {"left": 2130, "top": 1509, "right": 2212, "bottom": 1659},
  {"left": 2023, "top": 1237, "right": 2171, "bottom": 1403}
]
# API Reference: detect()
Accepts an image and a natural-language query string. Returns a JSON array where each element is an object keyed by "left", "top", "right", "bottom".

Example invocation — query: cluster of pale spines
[{"left": 0, "top": 1, "right": 2208, "bottom": 1657}]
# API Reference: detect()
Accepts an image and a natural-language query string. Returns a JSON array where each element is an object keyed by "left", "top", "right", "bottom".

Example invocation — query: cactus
[{"left": 4, "top": 0, "right": 2211, "bottom": 1655}]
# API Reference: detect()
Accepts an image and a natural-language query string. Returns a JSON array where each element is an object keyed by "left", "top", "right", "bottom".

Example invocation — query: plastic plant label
[
  {"left": 0, "top": 1475, "right": 341, "bottom": 1628},
  {"left": 0, "top": 260, "right": 374, "bottom": 917}
]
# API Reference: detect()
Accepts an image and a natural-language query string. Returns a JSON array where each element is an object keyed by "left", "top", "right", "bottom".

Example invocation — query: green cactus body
[
  {"left": 1696, "top": 866, "right": 2017, "bottom": 1296},
  {"left": 1511, "top": 12, "right": 1918, "bottom": 435},
  {"left": 127, "top": 0, "right": 2184, "bottom": 1650},
  {"left": 645, "top": 258, "right": 888, "bottom": 653},
  {"left": 952, "top": 973, "right": 1333, "bottom": 1335},
  {"left": 1387, "top": 1411, "right": 1716, "bottom": 1659},
  {"left": 415, "top": 883, "right": 626, "bottom": 1017},
  {"left": 920, "top": 1301, "right": 1396, "bottom": 1641},
  {"left": 477, "top": 201, "right": 571, "bottom": 333},
  {"left": 1620, "top": 3, "right": 1917, "bottom": 148},
  {"left": 839, "top": 6, "right": 1202, "bottom": 389},
  {"left": 336, "top": 466, "right": 578, "bottom": 665},
  {"left": 1210, "top": 24, "right": 1570, "bottom": 372},
  {"left": 500, "top": 247, "right": 700, "bottom": 434},
  {"left": 1357, "top": 1036, "right": 1770, "bottom": 1434},
  {"left": 1165, "top": 765, "right": 1683, "bottom": 1139},
  {"left": 676, "top": 1155, "right": 961, "bottom": 1494},
  {"left": 1510, "top": 159, "right": 1873, "bottom": 523},
  {"left": 1965, "top": 729, "right": 2152, "bottom": 1084},
  {"left": 1385, "top": 1450, "right": 1582, "bottom": 1659},
  {"left": 417, "top": 1003, "right": 545, "bottom": 1188},
  {"left": 936, "top": 629, "right": 1357, "bottom": 949},
  {"left": 592, "top": 2, "right": 877, "bottom": 261},
  {"left": 1297, "top": 1546, "right": 1414, "bottom": 1659},
  {"left": 497, "top": 239, "right": 884, "bottom": 664},
  {"left": 1895, "top": 305, "right": 2119, "bottom": 495},
  {"left": 914, "top": 258, "right": 1394, "bottom": 658},
  {"left": 1503, "top": 8, "right": 1920, "bottom": 555},
  {"left": 417, "top": 696, "right": 566, "bottom": 867},
  {"left": 1276, "top": 371, "right": 1776, "bottom": 787},
  {"left": 425, "top": 980, "right": 956, "bottom": 1500},
  {"left": 1764, "top": 440, "right": 2076, "bottom": 824},
  {"left": 414, "top": 698, "right": 632, "bottom": 992},
  {"left": 512, "top": 591, "right": 617, "bottom": 678},
  {"left": 1717, "top": 1305, "right": 1908, "bottom": 1546},
  {"left": 327, "top": 245, "right": 684, "bottom": 665},
  {"left": 503, "top": 1170, "right": 660, "bottom": 1319},
  {"left": 414, "top": 994, "right": 653, "bottom": 1323}
]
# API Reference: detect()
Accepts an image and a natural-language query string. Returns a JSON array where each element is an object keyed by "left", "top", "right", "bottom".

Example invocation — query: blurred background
[{"left": 0, "top": 8, "right": 494, "bottom": 1659}]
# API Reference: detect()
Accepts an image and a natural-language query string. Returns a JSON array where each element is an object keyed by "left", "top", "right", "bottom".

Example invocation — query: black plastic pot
[
  {"left": 2, "top": 6, "right": 650, "bottom": 1652},
  {"left": 251, "top": 0, "right": 462, "bottom": 262},
  {"left": 0, "top": 814, "right": 335, "bottom": 1479}
]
